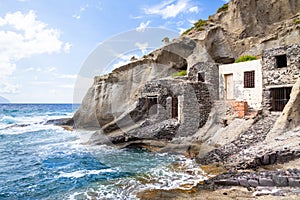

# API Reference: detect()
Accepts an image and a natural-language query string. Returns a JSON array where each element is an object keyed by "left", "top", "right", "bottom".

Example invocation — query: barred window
[{"left": 244, "top": 71, "right": 255, "bottom": 88}]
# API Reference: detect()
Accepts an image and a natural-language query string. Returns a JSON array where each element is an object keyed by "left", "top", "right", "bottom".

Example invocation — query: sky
[{"left": 0, "top": 0, "right": 229, "bottom": 103}]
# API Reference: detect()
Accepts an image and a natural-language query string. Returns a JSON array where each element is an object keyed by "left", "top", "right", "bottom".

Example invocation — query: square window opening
[
  {"left": 198, "top": 72, "right": 205, "bottom": 82},
  {"left": 275, "top": 54, "right": 287, "bottom": 68}
]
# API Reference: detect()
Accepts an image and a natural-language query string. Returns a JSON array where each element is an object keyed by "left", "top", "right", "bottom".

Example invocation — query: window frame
[{"left": 244, "top": 70, "right": 255, "bottom": 88}]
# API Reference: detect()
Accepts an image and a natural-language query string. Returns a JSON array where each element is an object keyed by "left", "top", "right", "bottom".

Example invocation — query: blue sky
[{"left": 0, "top": 0, "right": 228, "bottom": 103}]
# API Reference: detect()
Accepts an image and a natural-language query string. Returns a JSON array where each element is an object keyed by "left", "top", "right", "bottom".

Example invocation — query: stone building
[
  {"left": 262, "top": 44, "right": 300, "bottom": 111},
  {"left": 188, "top": 62, "right": 220, "bottom": 101},
  {"left": 140, "top": 78, "right": 211, "bottom": 137}
]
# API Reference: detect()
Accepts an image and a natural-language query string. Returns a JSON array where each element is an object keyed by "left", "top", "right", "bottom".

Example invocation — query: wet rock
[
  {"left": 272, "top": 175, "right": 288, "bottom": 187},
  {"left": 238, "top": 178, "right": 250, "bottom": 187},
  {"left": 45, "top": 118, "right": 74, "bottom": 126},
  {"left": 288, "top": 178, "right": 300, "bottom": 187},
  {"left": 258, "top": 178, "right": 274, "bottom": 186},
  {"left": 248, "top": 179, "right": 259, "bottom": 187}
]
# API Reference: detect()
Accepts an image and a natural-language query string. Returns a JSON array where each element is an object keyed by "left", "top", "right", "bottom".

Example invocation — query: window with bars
[
  {"left": 270, "top": 87, "right": 292, "bottom": 111},
  {"left": 244, "top": 71, "right": 255, "bottom": 88}
]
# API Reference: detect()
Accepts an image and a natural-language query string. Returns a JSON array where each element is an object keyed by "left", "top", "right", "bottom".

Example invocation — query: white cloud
[
  {"left": 144, "top": 0, "right": 193, "bottom": 19},
  {"left": 56, "top": 74, "right": 77, "bottom": 79},
  {"left": 136, "top": 20, "right": 151, "bottom": 32},
  {"left": 222, "top": 0, "right": 230, "bottom": 3},
  {"left": 111, "top": 53, "right": 139, "bottom": 69},
  {"left": 47, "top": 67, "right": 57, "bottom": 72},
  {"left": 0, "top": 82, "right": 20, "bottom": 94},
  {"left": 64, "top": 42, "right": 72, "bottom": 53},
  {"left": 135, "top": 42, "right": 149, "bottom": 54},
  {"left": 72, "top": 4, "right": 89, "bottom": 20},
  {"left": 0, "top": 10, "right": 68, "bottom": 93},
  {"left": 72, "top": 14, "right": 81, "bottom": 20},
  {"left": 189, "top": 6, "right": 199, "bottom": 13}
]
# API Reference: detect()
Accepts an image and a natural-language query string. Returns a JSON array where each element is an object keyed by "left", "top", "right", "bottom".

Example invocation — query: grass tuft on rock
[
  {"left": 217, "top": 3, "right": 229, "bottom": 13},
  {"left": 172, "top": 70, "right": 187, "bottom": 77},
  {"left": 294, "top": 19, "right": 300, "bottom": 25},
  {"left": 234, "top": 55, "right": 257, "bottom": 63}
]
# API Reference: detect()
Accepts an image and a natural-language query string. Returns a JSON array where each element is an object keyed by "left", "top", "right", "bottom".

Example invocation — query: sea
[{"left": 0, "top": 104, "right": 206, "bottom": 200}]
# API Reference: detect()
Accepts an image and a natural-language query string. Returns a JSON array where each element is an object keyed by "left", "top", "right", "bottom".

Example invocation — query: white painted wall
[{"left": 219, "top": 59, "right": 263, "bottom": 109}]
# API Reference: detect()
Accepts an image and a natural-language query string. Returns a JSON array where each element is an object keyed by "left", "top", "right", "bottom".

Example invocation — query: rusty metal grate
[
  {"left": 244, "top": 71, "right": 255, "bottom": 88},
  {"left": 271, "top": 87, "right": 292, "bottom": 111}
]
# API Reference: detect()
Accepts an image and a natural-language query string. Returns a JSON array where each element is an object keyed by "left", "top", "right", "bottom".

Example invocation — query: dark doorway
[
  {"left": 198, "top": 72, "right": 205, "bottom": 82},
  {"left": 275, "top": 54, "right": 287, "bottom": 68},
  {"left": 172, "top": 96, "right": 178, "bottom": 119},
  {"left": 270, "top": 87, "right": 292, "bottom": 111},
  {"left": 146, "top": 96, "right": 158, "bottom": 115}
]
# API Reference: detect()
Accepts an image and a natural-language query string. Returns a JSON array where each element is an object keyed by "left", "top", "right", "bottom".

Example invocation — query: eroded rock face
[
  {"left": 185, "top": 0, "right": 300, "bottom": 63},
  {"left": 73, "top": 40, "right": 198, "bottom": 130}
]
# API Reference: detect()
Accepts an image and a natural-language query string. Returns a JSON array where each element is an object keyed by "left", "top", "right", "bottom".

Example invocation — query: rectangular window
[
  {"left": 197, "top": 72, "right": 205, "bottom": 82},
  {"left": 275, "top": 54, "right": 287, "bottom": 68},
  {"left": 244, "top": 71, "right": 255, "bottom": 88},
  {"left": 271, "top": 87, "right": 292, "bottom": 111}
]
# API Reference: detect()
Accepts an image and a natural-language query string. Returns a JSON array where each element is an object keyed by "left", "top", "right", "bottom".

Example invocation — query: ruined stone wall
[
  {"left": 262, "top": 44, "right": 300, "bottom": 111},
  {"left": 188, "top": 62, "right": 219, "bottom": 101},
  {"left": 141, "top": 79, "right": 212, "bottom": 137}
]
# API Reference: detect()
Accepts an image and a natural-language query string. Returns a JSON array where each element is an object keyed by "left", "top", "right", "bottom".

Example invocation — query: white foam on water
[
  {"left": 67, "top": 156, "right": 208, "bottom": 200},
  {"left": 57, "top": 168, "right": 117, "bottom": 179}
]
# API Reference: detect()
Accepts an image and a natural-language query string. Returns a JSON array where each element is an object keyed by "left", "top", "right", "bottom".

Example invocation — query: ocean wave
[{"left": 57, "top": 168, "right": 118, "bottom": 179}]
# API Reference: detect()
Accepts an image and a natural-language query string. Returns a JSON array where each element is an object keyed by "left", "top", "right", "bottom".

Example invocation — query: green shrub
[
  {"left": 294, "top": 19, "right": 300, "bottom": 25},
  {"left": 217, "top": 3, "right": 228, "bottom": 13},
  {"left": 234, "top": 55, "right": 257, "bottom": 63},
  {"left": 194, "top": 19, "right": 208, "bottom": 31},
  {"left": 181, "top": 19, "right": 208, "bottom": 36},
  {"left": 181, "top": 27, "right": 194, "bottom": 36},
  {"left": 172, "top": 70, "right": 187, "bottom": 77}
]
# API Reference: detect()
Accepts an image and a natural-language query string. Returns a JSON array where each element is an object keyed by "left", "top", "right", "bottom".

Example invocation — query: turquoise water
[{"left": 0, "top": 104, "right": 205, "bottom": 199}]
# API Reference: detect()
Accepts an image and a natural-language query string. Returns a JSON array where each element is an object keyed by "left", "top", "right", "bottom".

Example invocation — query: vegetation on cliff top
[
  {"left": 181, "top": 19, "right": 208, "bottom": 36},
  {"left": 172, "top": 70, "right": 187, "bottom": 77},
  {"left": 181, "top": 3, "right": 228, "bottom": 36},
  {"left": 294, "top": 19, "right": 300, "bottom": 25},
  {"left": 217, "top": 3, "right": 229, "bottom": 13},
  {"left": 234, "top": 55, "right": 257, "bottom": 63}
]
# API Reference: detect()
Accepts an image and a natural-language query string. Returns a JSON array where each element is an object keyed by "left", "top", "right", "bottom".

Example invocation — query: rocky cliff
[
  {"left": 73, "top": 38, "right": 197, "bottom": 130},
  {"left": 184, "top": 0, "right": 300, "bottom": 64},
  {"left": 74, "top": 0, "right": 300, "bottom": 146}
]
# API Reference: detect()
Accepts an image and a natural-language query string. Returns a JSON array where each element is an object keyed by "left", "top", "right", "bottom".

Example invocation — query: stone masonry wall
[
  {"left": 188, "top": 62, "right": 219, "bottom": 101},
  {"left": 262, "top": 44, "right": 300, "bottom": 110},
  {"left": 141, "top": 79, "right": 212, "bottom": 137}
]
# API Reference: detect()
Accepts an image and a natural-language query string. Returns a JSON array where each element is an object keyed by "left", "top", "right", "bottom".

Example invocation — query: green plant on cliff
[
  {"left": 172, "top": 70, "right": 187, "bottom": 77},
  {"left": 181, "top": 27, "right": 194, "bottom": 36},
  {"left": 234, "top": 55, "right": 257, "bottom": 63},
  {"left": 217, "top": 3, "right": 228, "bottom": 13},
  {"left": 194, "top": 19, "right": 208, "bottom": 31},
  {"left": 294, "top": 19, "right": 300, "bottom": 25},
  {"left": 181, "top": 19, "right": 208, "bottom": 36}
]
